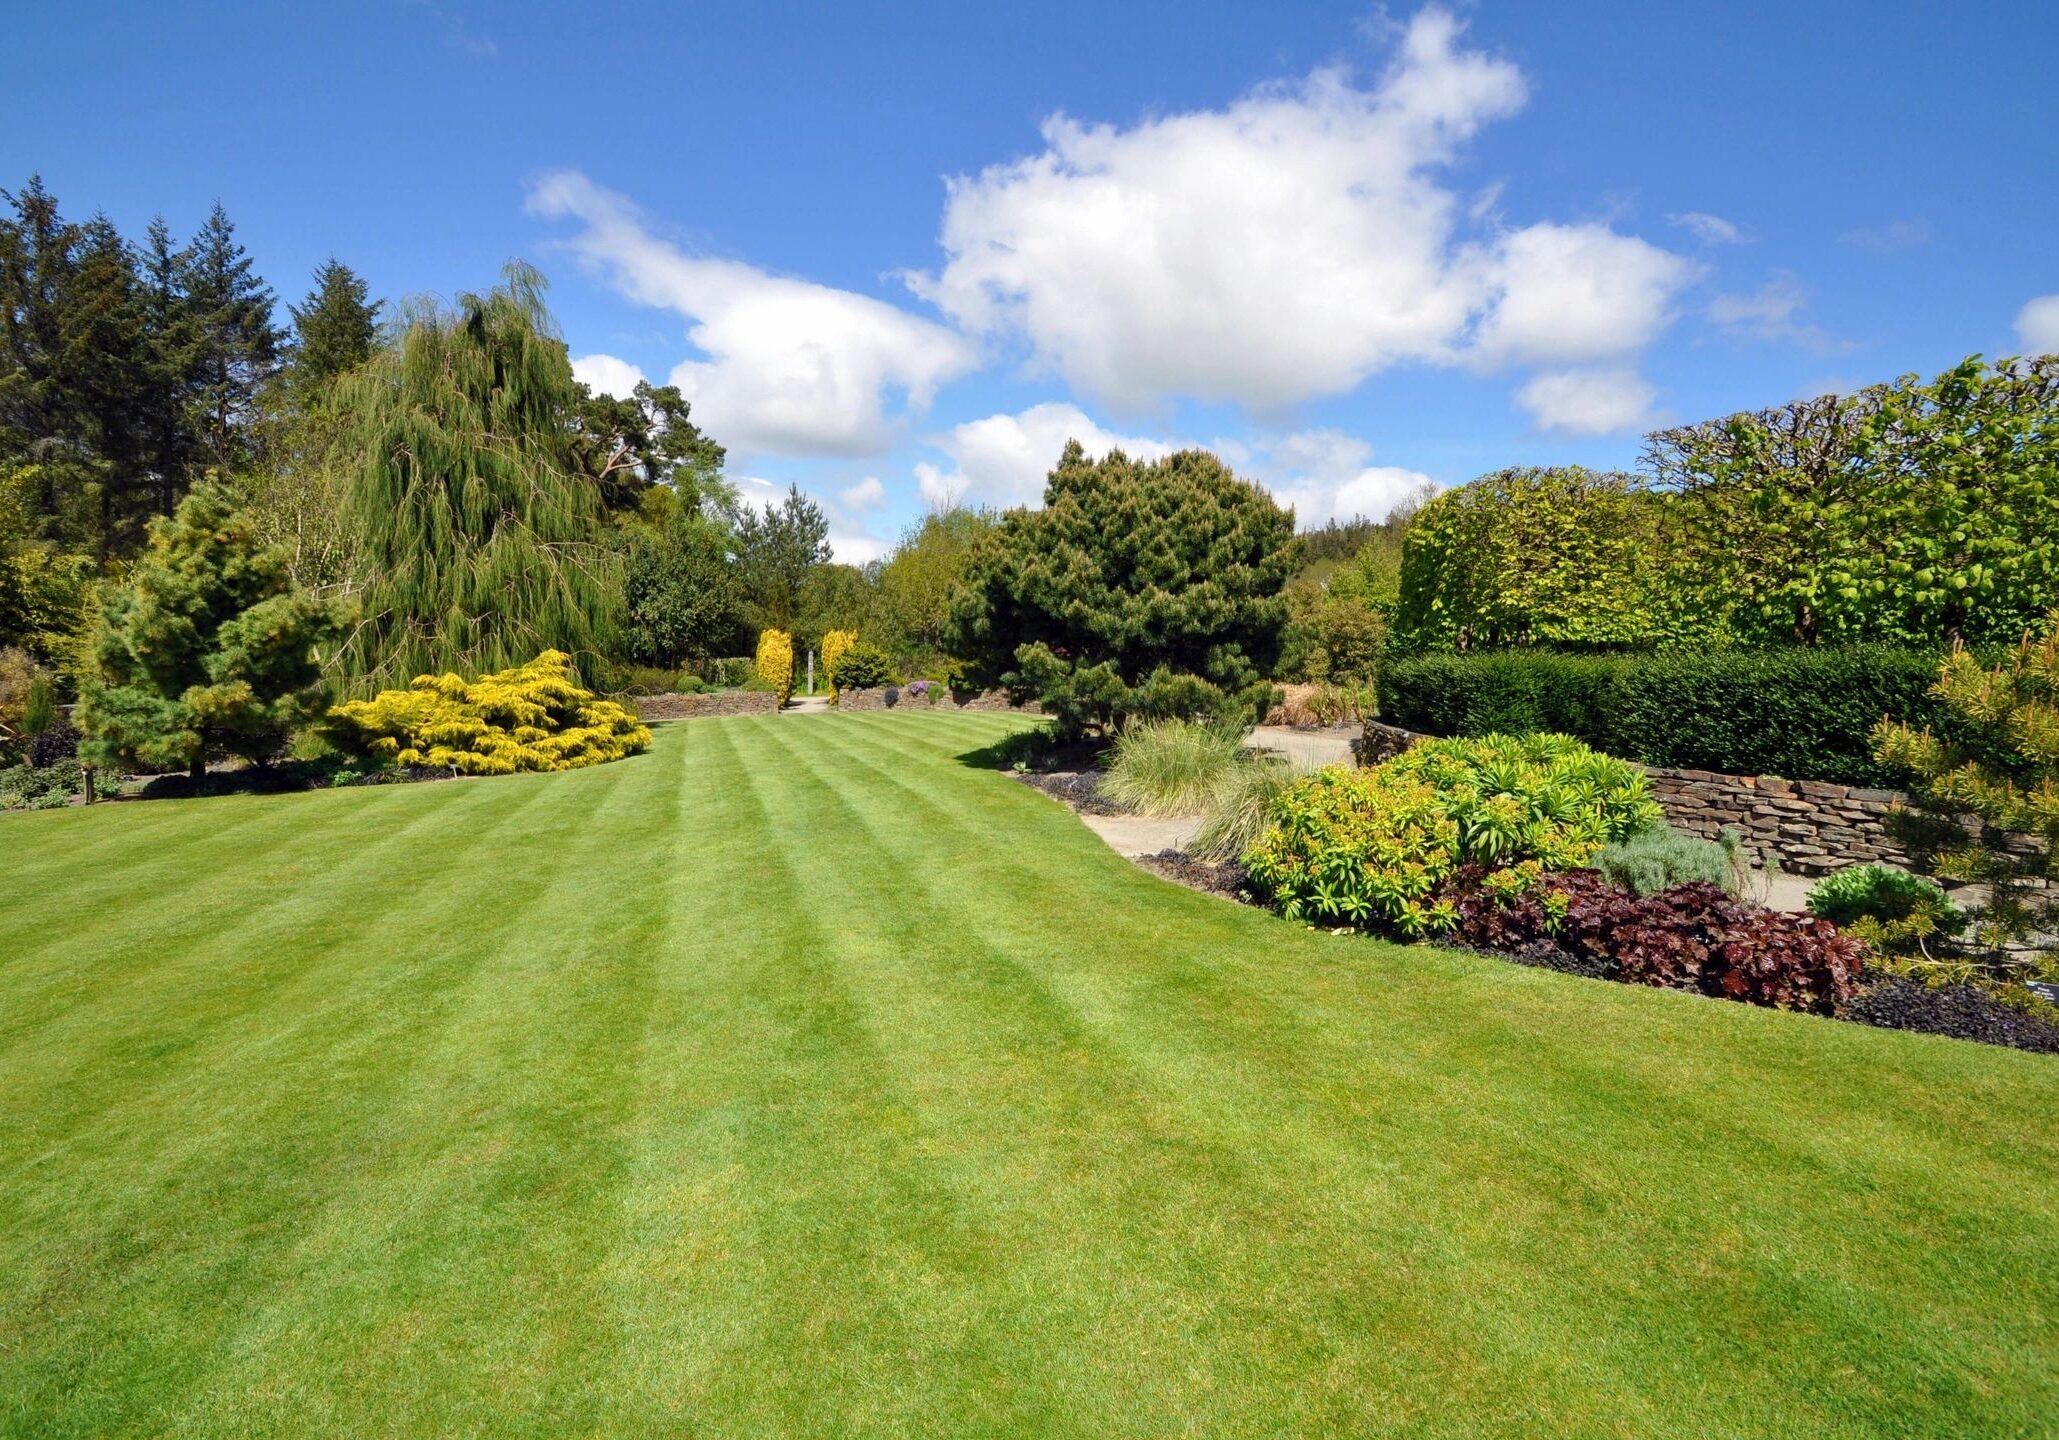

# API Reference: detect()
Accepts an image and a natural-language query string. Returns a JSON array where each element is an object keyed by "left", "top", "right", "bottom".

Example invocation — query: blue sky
[{"left": 6, "top": 1, "right": 2057, "bottom": 560}]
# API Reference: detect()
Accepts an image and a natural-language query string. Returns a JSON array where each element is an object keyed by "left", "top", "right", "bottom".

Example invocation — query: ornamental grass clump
[
  {"left": 1244, "top": 733, "right": 1660, "bottom": 934},
  {"left": 1100, "top": 717, "right": 1246, "bottom": 818},
  {"left": 1190, "top": 753, "right": 1300, "bottom": 862},
  {"left": 324, "top": 651, "right": 650, "bottom": 776}
]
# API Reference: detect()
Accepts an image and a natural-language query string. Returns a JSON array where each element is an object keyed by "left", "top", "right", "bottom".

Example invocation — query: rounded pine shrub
[{"left": 829, "top": 642, "right": 893, "bottom": 695}]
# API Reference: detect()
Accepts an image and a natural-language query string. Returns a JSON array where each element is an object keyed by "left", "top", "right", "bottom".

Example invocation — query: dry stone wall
[
  {"left": 1359, "top": 720, "right": 1909, "bottom": 876},
  {"left": 839, "top": 686, "right": 1040, "bottom": 713},
  {"left": 633, "top": 690, "right": 780, "bottom": 721}
]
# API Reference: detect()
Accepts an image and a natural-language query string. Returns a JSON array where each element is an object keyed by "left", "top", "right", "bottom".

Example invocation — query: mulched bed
[
  {"left": 1016, "top": 769, "right": 1126, "bottom": 816},
  {"left": 1135, "top": 850, "right": 1257, "bottom": 903},
  {"left": 1846, "top": 978, "right": 2059, "bottom": 1055},
  {"left": 129, "top": 762, "right": 465, "bottom": 801}
]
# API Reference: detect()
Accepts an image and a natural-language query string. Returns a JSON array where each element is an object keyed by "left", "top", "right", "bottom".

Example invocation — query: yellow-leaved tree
[
  {"left": 820, "top": 629, "right": 857, "bottom": 699},
  {"left": 756, "top": 629, "right": 794, "bottom": 706}
]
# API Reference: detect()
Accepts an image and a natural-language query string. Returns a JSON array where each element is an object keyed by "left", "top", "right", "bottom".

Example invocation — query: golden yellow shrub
[
  {"left": 756, "top": 629, "right": 794, "bottom": 706},
  {"left": 820, "top": 629, "right": 856, "bottom": 699},
  {"left": 325, "top": 650, "right": 652, "bottom": 775}
]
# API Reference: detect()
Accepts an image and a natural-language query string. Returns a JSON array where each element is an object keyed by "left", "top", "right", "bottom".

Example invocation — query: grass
[
  {"left": 1098, "top": 715, "right": 1244, "bottom": 816},
  {"left": 1, "top": 710, "right": 2055, "bottom": 1437}
]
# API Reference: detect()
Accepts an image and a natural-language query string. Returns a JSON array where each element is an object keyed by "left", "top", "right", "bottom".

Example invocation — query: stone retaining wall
[
  {"left": 633, "top": 690, "right": 780, "bottom": 721},
  {"left": 1358, "top": 719, "right": 1909, "bottom": 876},
  {"left": 839, "top": 686, "right": 1039, "bottom": 713}
]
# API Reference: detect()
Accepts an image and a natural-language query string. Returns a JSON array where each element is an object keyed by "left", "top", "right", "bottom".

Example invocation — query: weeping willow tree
[{"left": 328, "top": 263, "right": 618, "bottom": 691}]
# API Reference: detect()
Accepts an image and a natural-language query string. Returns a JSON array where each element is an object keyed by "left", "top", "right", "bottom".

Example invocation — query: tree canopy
[{"left": 948, "top": 443, "right": 1296, "bottom": 736}]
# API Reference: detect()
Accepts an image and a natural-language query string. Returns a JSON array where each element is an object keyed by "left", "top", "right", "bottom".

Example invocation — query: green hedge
[{"left": 1377, "top": 646, "right": 1957, "bottom": 787}]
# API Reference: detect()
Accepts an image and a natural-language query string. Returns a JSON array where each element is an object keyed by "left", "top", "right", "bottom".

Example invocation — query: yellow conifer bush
[
  {"left": 756, "top": 629, "right": 794, "bottom": 706},
  {"left": 325, "top": 651, "right": 652, "bottom": 775},
  {"left": 820, "top": 628, "right": 856, "bottom": 700}
]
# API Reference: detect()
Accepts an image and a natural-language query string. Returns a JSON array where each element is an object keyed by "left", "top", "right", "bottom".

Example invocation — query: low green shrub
[
  {"left": 1595, "top": 823, "right": 1744, "bottom": 897},
  {"left": 1807, "top": 864, "right": 1965, "bottom": 959},
  {"left": 1101, "top": 718, "right": 1245, "bottom": 818},
  {"left": 1378, "top": 645, "right": 1958, "bottom": 786},
  {"left": 0, "top": 758, "right": 88, "bottom": 810},
  {"left": 1243, "top": 733, "right": 1660, "bottom": 934},
  {"left": 829, "top": 643, "right": 894, "bottom": 693}
]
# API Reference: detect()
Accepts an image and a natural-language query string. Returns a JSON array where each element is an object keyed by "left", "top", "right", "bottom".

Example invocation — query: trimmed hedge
[{"left": 1378, "top": 646, "right": 1955, "bottom": 787}]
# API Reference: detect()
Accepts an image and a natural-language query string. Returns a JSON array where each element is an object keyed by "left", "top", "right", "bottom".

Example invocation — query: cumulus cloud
[
  {"left": 528, "top": 170, "right": 976, "bottom": 458},
  {"left": 1466, "top": 222, "right": 1697, "bottom": 369},
  {"left": 2016, "top": 295, "right": 2059, "bottom": 355},
  {"left": 1707, "top": 272, "right": 1848, "bottom": 352},
  {"left": 1515, "top": 368, "right": 1657, "bottom": 435},
  {"left": 910, "top": 8, "right": 1692, "bottom": 413},
  {"left": 916, "top": 406, "right": 1437, "bottom": 527},
  {"left": 570, "top": 352, "right": 647, "bottom": 399},
  {"left": 1841, "top": 218, "right": 1931, "bottom": 251},
  {"left": 1668, "top": 211, "right": 1747, "bottom": 245},
  {"left": 1223, "top": 429, "right": 1441, "bottom": 526},
  {"left": 839, "top": 476, "right": 887, "bottom": 510},
  {"left": 914, "top": 402, "right": 1176, "bottom": 509}
]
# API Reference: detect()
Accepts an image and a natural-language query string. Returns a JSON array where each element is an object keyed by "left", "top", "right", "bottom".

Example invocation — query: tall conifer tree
[{"left": 286, "top": 259, "right": 377, "bottom": 393}]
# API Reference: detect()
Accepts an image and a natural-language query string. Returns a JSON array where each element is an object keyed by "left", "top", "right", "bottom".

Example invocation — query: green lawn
[{"left": 2, "top": 711, "right": 2055, "bottom": 1438}]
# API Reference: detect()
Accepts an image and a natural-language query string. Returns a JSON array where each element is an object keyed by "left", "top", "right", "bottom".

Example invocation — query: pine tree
[
  {"left": 179, "top": 203, "right": 281, "bottom": 475},
  {"left": 734, "top": 484, "right": 829, "bottom": 631},
  {"left": 327, "top": 262, "right": 619, "bottom": 690},
  {"left": 76, "top": 483, "right": 342, "bottom": 780},
  {"left": 286, "top": 259, "right": 377, "bottom": 393},
  {"left": 137, "top": 216, "right": 200, "bottom": 516}
]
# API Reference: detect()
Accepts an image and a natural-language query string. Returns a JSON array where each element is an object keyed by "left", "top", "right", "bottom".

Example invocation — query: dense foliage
[
  {"left": 827, "top": 641, "right": 891, "bottom": 693},
  {"left": 620, "top": 512, "right": 745, "bottom": 668},
  {"left": 1243, "top": 734, "right": 1659, "bottom": 934},
  {"left": 1594, "top": 823, "right": 1744, "bottom": 898},
  {"left": 326, "top": 265, "right": 618, "bottom": 690},
  {"left": 76, "top": 484, "right": 341, "bottom": 778},
  {"left": 1448, "top": 869, "right": 1864, "bottom": 1015},
  {"left": 755, "top": 628, "right": 794, "bottom": 706},
  {"left": 947, "top": 443, "right": 1296, "bottom": 738},
  {"left": 1875, "top": 619, "right": 2059, "bottom": 969},
  {"left": 1379, "top": 645, "right": 1956, "bottom": 786},
  {"left": 1806, "top": 863, "right": 1964, "bottom": 960},
  {"left": 324, "top": 650, "right": 649, "bottom": 775},
  {"left": 1392, "top": 357, "right": 2059, "bottom": 654}
]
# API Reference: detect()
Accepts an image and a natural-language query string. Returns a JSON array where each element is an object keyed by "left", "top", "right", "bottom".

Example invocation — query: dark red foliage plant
[{"left": 1447, "top": 867, "right": 1865, "bottom": 1016}]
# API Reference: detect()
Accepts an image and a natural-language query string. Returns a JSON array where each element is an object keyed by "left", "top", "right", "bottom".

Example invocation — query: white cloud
[
  {"left": 570, "top": 352, "right": 647, "bottom": 399},
  {"left": 828, "top": 531, "right": 889, "bottom": 565},
  {"left": 1225, "top": 429, "right": 1440, "bottom": 526},
  {"left": 2016, "top": 295, "right": 2059, "bottom": 355},
  {"left": 1707, "top": 272, "right": 1848, "bottom": 352},
  {"left": 915, "top": 402, "right": 1176, "bottom": 509},
  {"left": 1515, "top": 368, "right": 1656, "bottom": 435},
  {"left": 918, "top": 407, "right": 1437, "bottom": 527},
  {"left": 1842, "top": 218, "right": 1931, "bottom": 251},
  {"left": 1668, "top": 211, "right": 1747, "bottom": 245},
  {"left": 839, "top": 475, "right": 887, "bottom": 510},
  {"left": 528, "top": 170, "right": 976, "bottom": 458},
  {"left": 910, "top": 8, "right": 1693, "bottom": 412},
  {"left": 1466, "top": 222, "right": 1697, "bottom": 369}
]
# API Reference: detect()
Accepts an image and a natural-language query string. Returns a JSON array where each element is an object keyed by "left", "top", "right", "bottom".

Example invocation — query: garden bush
[
  {"left": 755, "top": 630, "right": 794, "bottom": 706},
  {"left": 324, "top": 651, "right": 651, "bottom": 776},
  {"left": 1243, "top": 733, "right": 1659, "bottom": 934},
  {"left": 1449, "top": 868, "right": 1865, "bottom": 1015},
  {"left": 1379, "top": 645, "right": 1956, "bottom": 786},
  {"left": 1100, "top": 718, "right": 1245, "bottom": 818},
  {"left": 0, "top": 757, "right": 87, "bottom": 810},
  {"left": 829, "top": 642, "right": 893, "bottom": 695},
  {"left": 1595, "top": 823, "right": 1744, "bottom": 898},
  {"left": 1806, "top": 864, "right": 1964, "bottom": 958}
]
